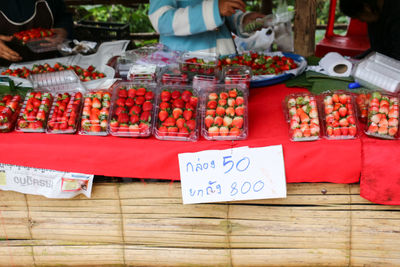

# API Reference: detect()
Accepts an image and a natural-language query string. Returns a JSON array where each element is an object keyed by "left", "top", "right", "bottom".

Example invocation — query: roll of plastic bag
[{"left": 319, "top": 52, "right": 353, "bottom": 77}]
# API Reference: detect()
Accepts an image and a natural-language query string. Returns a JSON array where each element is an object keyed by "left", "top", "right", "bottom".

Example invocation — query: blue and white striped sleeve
[
  {"left": 225, "top": 10, "right": 250, "bottom": 38},
  {"left": 149, "top": 0, "right": 224, "bottom": 36}
]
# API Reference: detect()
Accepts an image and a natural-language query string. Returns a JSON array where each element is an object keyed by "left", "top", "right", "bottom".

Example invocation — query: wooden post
[
  {"left": 294, "top": 0, "right": 317, "bottom": 57},
  {"left": 261, "top": 0, "right": 273, "bottom": 15}
]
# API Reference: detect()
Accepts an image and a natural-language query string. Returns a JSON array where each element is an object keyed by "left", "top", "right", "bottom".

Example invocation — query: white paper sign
[
  {"left": 178, "top": 145, "right": 287, "bottom": 204},
  {"left": 0, "top": 163, "right": 94, "bottom": 198}
]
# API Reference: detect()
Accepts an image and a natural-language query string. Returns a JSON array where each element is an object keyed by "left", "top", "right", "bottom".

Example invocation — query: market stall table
[{"left": 0, "top": 83, "right": 362, "bottom": 184}]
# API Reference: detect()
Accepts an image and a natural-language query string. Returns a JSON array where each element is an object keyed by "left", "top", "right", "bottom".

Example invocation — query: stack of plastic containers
[{"left": 352, "top": 52, "right": 400, "bottom": 93}]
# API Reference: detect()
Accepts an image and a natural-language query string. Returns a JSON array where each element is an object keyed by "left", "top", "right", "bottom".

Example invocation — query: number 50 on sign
[{"left": 178, "top": 145, "right": 287, "bottom": 204}]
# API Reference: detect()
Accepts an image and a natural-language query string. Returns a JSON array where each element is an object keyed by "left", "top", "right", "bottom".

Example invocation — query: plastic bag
[{"left": 273, "top": 0, "right": 294, "bottom": 52}]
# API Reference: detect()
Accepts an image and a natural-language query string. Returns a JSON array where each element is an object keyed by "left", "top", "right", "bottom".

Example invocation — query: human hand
[
  {"left": 41, "top": 28, "right": 68, "bottom": 47},
  {"left": 218, "top": 0, "right": 246, "bottom": 17},
  {"left": 0, "top": 35, "right": 22, "bottom": 61}
]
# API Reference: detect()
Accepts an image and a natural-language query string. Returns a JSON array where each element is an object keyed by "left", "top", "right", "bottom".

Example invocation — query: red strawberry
[
  {"left": 158, "top": 110, "right": 168, "bottom": 122},
  {"left": 129, "top": 105, "right": 141, "bottom": 115},
  {"left": 189, "top": 96, "right": 198, "bottom": 107},
  {"left": 129, "top": 124, "right": 140, "bottom": 133},
  {"left": 172, "top": 108, "right": 183, "bottom": 119},
  {"left": 228, "top": 89, "right": 238, "bottom": 98},
  {"left": 115, "top": 98, "right": 126, "bottom": 107},
  {"left": 172, "top": 99, "right": 184, "bottom": 109},
  {"left": 219, "top": 92, "right": 229, "bottom": 100},
  {"left": 339, "top": 118, "right": 349, "bottom": 127},
  {"left": 338, "top": 106, "right": 347, "bottom": 117},
  {"left": 163, "top": 117, "right": 176, "bottom": 127},
  {"left": 125, "top": 97, "right": 135, "bottom": 107},
  {"left": 232, "top": 117, "right": 244, "bottom": 129},
  {"left": 235, "top": 96, "right": 244, "bottom": 105},
  {"left": 118, "top": 113, "right": 129, "bottom": 123},
  {"left": 218, "top": 98, "right": 227, "bottom": 107},
  {"left": 178, "top": 127, "right": 189, "bottom": 136},
  {"left": 176, "top": 117, "right": 185, "bottom": 129},
  {"left": 171, "top": 90, "right": 181, "bottom": 100},
  {"left": 206, "top": 109, "right": 216, "bottom": 117},
  {"left": 142, "top": 101, "right": 153, "bottom": 112},
  {"left": 161, "top": 91, "right": 171, "bottom": 102},
  {"left": 216, "top": 106, "right": 225, "bottom": 116},
  {"left": 130, "top": 114, "right": 139, "bottom": 124},
  {"left": 229, "top": 127, "right": 241, "bottom": 136},
  {"left": 159, "top": 102, "right": 170, "bottom": 110},
  {"left": 118, "top": 89, "right": 128, "bottom": 98},
  {"left": 207, "top": 100, "right": 217, "bottom": 109},
  {"left": 140, "top": 111, "right": 151, "bottom": 122},
  {"left": 183, "top": 109, "right": 193, "bottom": 120},
  {"left": 168, "top": 126, "right": 179, "bottom": 136},
  {"left": 205, "top": 115, "right": 214, "bottom": 128},
  {"left": 145, "top": 91, "right": 154, "bottom": 100},
  {"left": 339, "top": 94, "right": 349, "bottom": 105},
  {"left": 186, "top": 119, "right": 196, "bottom": 131},
  {"left": 139, "top": 122, "right": 149, "bottom": 133},
  {"left": 214, "top": 116, "right": 223, "bottom": 126},
  {"left": 208, "top": 93, "right": 218, "bottom": 100},
  {"left": 235, "top": 106, "right": 244, "bottom": 116},
  {"left": 332, "top": 94, "right": 339, "bottom": 103},
  {"left": 181, "top": 90, "right": 192, "bottom": 102},
  {"left": 158, "top": 125, "right": 168, "bottom": 136},
  {"left": 128, "top": 88, "right": 136, "bottom": 98},
  {"left": 135, "top": 96, "right": 145, "bottom": 106},
  {"left": 225, "top": 107, "right": 235, "bottom": 117},
  {"left": 219, "top": 126, "right": 229, "bottom": 136},
  {"left": 136, "top": 87, "right": 146, "bottom": 96}
]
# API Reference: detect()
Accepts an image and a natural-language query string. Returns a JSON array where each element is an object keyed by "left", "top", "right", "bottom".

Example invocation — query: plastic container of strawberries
[
  {"left": 15, "top": 90, "right": 54, "bottom": 133},
  {"left": 364, "top": 91, "right": 399, "bottom": 140},
  {"left": 28, "top": 71, "right": 85, "bottom": 134},
  {"left": 159, "top": 67, "right": 189, "bottom": 86},
  {"left": 0, "top": 93, "right": 24, "bottom": 132},
  {"left": 154, "top": 85, "right": 200, "bottom": 141},
  {"left": 108, "top": 81, "right": 156, "bottom": 138},
  {"left": 222, "top": 65, "right": 252, "bottom": 89},
  {"left": 127, "top": 64, "right": 157, "bottom": 83},
  {"left": 284, "top": 93, "right": 321, "bottom": 141},
  {"left": 192, "top": 74, "right": 218, "bottom": 91},
  {"left": 201, "top": 84, "right": 248, "bottom": 141},
  {"left": 79, "top": 89, "right": 112, "bottom": 136},
  {"left": 319, "top": 90, "right": 359, "bottom": 140},
  {"left": 179, "top": 51, "right": 218, "bottom": 77}
]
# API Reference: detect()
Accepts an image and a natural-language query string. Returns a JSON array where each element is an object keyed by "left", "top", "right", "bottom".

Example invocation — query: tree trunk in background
[
  {"left": 261, "top": 0, "right": 273, "bottom": 14},
  {"left": 294, "top": 0, "right": 317, "bottom": 56}
]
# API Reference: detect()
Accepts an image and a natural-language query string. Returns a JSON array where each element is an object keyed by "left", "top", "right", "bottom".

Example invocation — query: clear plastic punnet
[
  {"left": 365, "top": 91, "right": 399, "bottom": 140},
  {"left": 154, "top": 85, "right": 200, "bottom": 141},
  {"left": 319, "top": 90, "right": 359, "bottom": 140},
  {"left": 79, "top": 90, "right": 112, "bottom": 136},
  {"left": 15, "top": 91, "right": 54, "bottom": 133},
  {"left": 0, "top": 93, "right": 23, "bottom": 132},
  {"left": 127, "top": 64, "right": 157, "bottom": 82},
  {"left": 159, "top": 67, "right": 189, "bottom": 86},
  {"left": 47, "top": 91, "right": 83, "bottom": 134},
  {"left": 108, "top": 81, "right": 156, "bottom": 138},
  {"left": 13, "top": 28, "right": 60, "bottom": 53},
  {"left": 201, "top": 84, "right": 248, "bottom": 141},
  {"left": 222, "top": 65, "right": 252, "bottom": 89},
  {"left": 352, "top": 52, "right": 400, "bottom": 93},
  {"left": 192, "top": 75, "right": 218, "bottom": 91},
  {"left": 179, "top": 51, "right": 218, "bottom": 77},
  {"left": 284, "top": 93, "right": 320, "bottom": 141},
  {"left": 30, "top": 71, "right": 86, "bottom": 134}
]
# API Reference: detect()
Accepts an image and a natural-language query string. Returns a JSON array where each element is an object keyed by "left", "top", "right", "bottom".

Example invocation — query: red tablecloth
[{"left": 0, "top": 84, "right": 362, "bottom": 183}]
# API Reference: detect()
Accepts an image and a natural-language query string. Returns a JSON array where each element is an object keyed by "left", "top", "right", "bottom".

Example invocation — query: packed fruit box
[
  {"left": 201, "top": 84, "right": 248, "bottom": 141},
  {"left": 0, "top": 93, "right": 23, "bottom": 133}
]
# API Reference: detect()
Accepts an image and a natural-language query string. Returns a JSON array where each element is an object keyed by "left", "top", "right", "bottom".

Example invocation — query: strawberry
[
  {"left": 142, "top": 101, "right": 153, "bottom": 112},
  {"left": 216, "top": 106, "right": 225, "bottom": 116},
  {"left": 207, "top": 100, "right": 217, "bottom": 109},
  {"left": 225, "top": 107, "right": 235, "bottom": 117},
  {"left": 118, "top": 89, "right": 128, "bottom": 98},
  {"left": 168, "top": 126, "right": 179, "bottom": 136},
  {"left": 205, "top": 115, "right": 214, "bottom": 128},
  {"left": 214, "top": 116, "right": 223, "bottom": 126},
  {"left": 388, "top": 127, "right": 398, "bottom": 136},
  {"left": 171, "top": 90, "right": 181, "bottom": 100},
  {"left": 189, "top": 96, "right": 198, "bottom": 107},
  {"left": 219, "top": 126, "right": 229, "bottom": 136},
  {"left": 178, "top": 127, "right": 189, "bottom": 136},
  {"left": 348, "top": 125, "right": 357, "bottom": 136},
  {"left": 172, "top": 108, "right": 183, "bottom": 119},
  {"left": 235, "top": 106, "right": 244, "bottom": 116},
  {"left": 227, "top": 98, "right": 236, "bottom": 107},
  {"left": 338, "top": 106, "right": 347, "bottom": 117},
  {"left": 208, "top": 93, "right": 218, "bottom": 100},
  {"left": 186, "top": 119, "right": 196, "bottom": 131},
  {"left": 136, "top": 87, "right": 146, "bottom": 96},
  {"left": 183, "top": 109, "right": 193, "bottom": 120},
  {"left": 158, "top": 125, "right": 168, "bottom": 136},
  {"left": 115, "top": 98, "right": 126, "bottom": 107},
  {"left": 232, "top": 117, "right": 244, "bottom": 129},
  {"left": 145, "top": 91, "right": 154, "bottom": 100},
  {"left": 172, "top": 99, "right": 185, "bottom": 109},
  {"left": 125, "top": 97, "right": 135, "bottom": 107},
  {"left": 135, "top": 96, "right": 145, "bottom": 106},
  {"left": 130, "top": 114, "right": 139, "bottom": 124},
  {"left": 158, "top": 110, "right": 168, "bottom": 122},
  {"left": 229, "top": 127, "right": 241, "bottom": 136},
  {"left": 208, "top": 126, "right": 219, "bottom": 137},
  {"left": 223, "top": 116, "right": 233, "bottom": 127},
  {"left": 181, "top": 90, "right": 192, "bottom": 102},
  {"left": 129, "top": 124, "right": 140, "bottom": 133},
  {"left": 163, "top": 117, "right": 176, "bottom": 127},
  {"left": 159, "top": 102, "right": 170, "bottom": 110},
  {"left": 118, "top": 113, "right": 129, "bottom": 124},
  {"left": 160, "top": 91, "right": 171, "bottom": 102},
  {"left": 176, "top": 117, "right": 186, "bottom": 129},
  {"left": 139, "top": 122, "right": 149, "bottom": 133}
]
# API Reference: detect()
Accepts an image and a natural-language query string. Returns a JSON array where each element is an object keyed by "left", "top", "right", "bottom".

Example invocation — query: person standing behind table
[
  {"left": 148, "top": 0, "right": 265, "bottom": 56},
  {"left": 340, "top": 0, "right": 400, "bottom": 60},
  {"left": 0, "top": 0, "right": 73, "bottom": 66}
]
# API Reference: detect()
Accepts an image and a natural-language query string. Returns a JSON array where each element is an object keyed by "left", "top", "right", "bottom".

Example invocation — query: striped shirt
[{"left": 149, "top": 0, "right": 247, "bottom": 55}]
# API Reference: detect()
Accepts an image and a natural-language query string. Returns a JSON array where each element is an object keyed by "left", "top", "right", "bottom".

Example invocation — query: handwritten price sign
[{"left": 178, "top": 145, "right": 287, "bottom": 204}]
